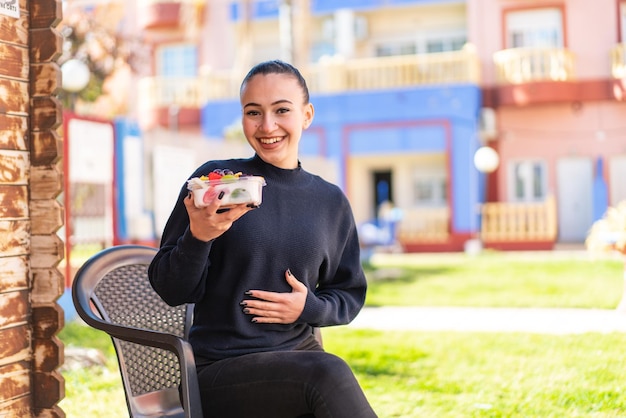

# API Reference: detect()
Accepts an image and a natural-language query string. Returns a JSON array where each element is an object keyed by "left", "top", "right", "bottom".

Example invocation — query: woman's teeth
[{"left": 260, "top": 137, "right": 282, "bottom": 144}]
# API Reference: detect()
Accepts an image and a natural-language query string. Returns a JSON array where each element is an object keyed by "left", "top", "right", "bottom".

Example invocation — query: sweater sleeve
[
  {"left": 148, "top": 184, "right": 213, "bottom": 306},
  {"left": 298, "top": 198, "right": 367, "bottom": 327}
]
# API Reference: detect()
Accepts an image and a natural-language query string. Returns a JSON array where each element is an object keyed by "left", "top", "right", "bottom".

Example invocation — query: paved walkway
[{"left": 349, "top": 306, "right": 626, "bottom": 334}]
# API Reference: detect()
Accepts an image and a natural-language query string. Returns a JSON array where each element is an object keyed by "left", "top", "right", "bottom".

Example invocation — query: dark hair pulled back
[{"left": 240, "top": 60, "right": 310, "bottom": 104}]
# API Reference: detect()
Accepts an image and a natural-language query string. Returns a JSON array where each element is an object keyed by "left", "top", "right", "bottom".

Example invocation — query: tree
[{"left": 58, "top": 3, "right": 147, "bottom": 116}]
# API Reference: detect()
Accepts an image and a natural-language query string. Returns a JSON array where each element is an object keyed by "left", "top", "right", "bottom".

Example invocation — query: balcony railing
[
  {"left": 138, "top": 49, "right": 481, "bottom": 108},
  {"left": 394, "top": 197, "right": 557, "bottom": 246},
  {"left": 306, "top": 49, "right": 481, "bottom": 93},
  {"left": 480, "top": 196, "right": 557, "bottom": 243},
  {"left": 493, "top": 47, "right": 575, "bottom": 84},
  {"left": 611, "top": 43, "right": 626, "bottom": 78},
  {"left": 138, "top": 71, "right": 247, "bottom": 108},
  {"left": 397, "top": 207, "right": 450, "bottom": 243},
  {"left": 139, "top": 77, "right": 208, "bottom": 108}
]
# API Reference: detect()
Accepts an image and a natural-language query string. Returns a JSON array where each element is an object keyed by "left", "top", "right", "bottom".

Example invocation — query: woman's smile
[{"left": 258, "top": 136, "right": 284, "bottom": 145}]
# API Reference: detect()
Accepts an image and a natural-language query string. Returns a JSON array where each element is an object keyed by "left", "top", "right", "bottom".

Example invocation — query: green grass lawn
[
  {"left": 59, "top": 251, "right": 626, "bottom": 417},
  {"left": 324, "top": 328, "right": 626, "bottom": 418},
  {"left": 365, "top": 251, "right": 624, "bottom": 309}
]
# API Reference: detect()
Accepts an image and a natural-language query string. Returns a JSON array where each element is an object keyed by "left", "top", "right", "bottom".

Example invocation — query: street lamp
[
  {"left": 473, "top": 146, "right": 500, "bottom": 174},
  {"left": 61, "top": 58, "right": 90, "bottom": 111},
  {"left": 466, "top": 146, "right": 500, "bottom": 255}
]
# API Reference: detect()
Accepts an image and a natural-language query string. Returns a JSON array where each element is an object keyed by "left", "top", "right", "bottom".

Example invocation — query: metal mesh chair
[{"left": 71, "top": 244, "right": 202, "bottom": 417}]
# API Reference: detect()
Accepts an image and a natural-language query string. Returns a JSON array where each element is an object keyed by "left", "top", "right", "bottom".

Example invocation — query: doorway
[
  {"left": 372, "top": 170, "right": 393, "bottom": 219},
  {"left": 556, "top": 157, "right": 593, "bottom": 242}
]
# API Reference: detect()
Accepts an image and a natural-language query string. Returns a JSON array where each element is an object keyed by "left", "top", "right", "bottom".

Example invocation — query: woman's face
[{"left": 240, "top": 73, "right": 314, "bottom": 169}]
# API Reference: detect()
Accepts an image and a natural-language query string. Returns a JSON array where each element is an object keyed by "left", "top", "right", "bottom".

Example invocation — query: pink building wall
[
  {"left": 496, "top": 101, "right": 626, "bottom": 202},
  {"left": 468, "top": 0, "right": 621, "bottom": 84},
  {"left": 467, "top": 0, "right": 504, "bottom": 84},
  {"left": 468, "top": 0, "right": 626, "bottom": 243},
  {"left": 566, "top": 0, "right": 619, "bottom": 79}
]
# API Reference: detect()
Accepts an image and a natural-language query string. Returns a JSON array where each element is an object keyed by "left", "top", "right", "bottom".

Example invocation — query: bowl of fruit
[{"left": 187, "top": 169, "right": 266, "bottom": 208}]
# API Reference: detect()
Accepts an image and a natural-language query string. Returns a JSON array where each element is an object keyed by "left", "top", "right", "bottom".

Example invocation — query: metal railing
[
  {"left": 138, "top": 49, "right": 481, "bottom": 107},
  {"left": 480, "top": 196, "right": 557, "bottom": 242},
  {"left": 493, "top": 47, "right": 575, "bottom": 84}
]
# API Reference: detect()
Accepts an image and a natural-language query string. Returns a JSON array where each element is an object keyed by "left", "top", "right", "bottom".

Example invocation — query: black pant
[{"left": 196, "top": 338, "right": 377, "bottom": 418}]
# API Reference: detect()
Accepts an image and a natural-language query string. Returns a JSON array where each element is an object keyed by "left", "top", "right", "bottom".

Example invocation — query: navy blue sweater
[{"left": 149, "top": 154, "right": 367, "bottom": 361}]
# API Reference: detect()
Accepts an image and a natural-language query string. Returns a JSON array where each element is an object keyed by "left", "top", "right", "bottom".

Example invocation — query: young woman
[{"left": 149, "top": 60, "right": 377, "bottom": 418}]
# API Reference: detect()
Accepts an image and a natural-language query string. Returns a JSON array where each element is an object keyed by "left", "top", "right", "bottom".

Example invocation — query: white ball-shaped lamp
[
  {"left": 474, "top": 146, "right": 500, "bottom": 173},
  {"left": 61, "top": 59, "right": 91, "bottom": 93}
]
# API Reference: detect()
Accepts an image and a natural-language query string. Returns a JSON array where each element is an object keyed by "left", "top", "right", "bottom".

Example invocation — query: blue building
[{"left": 201, "top": 82, "right": 484, "bottom": 251}]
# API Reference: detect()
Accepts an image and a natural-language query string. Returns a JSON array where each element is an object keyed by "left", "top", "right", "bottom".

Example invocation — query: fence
[{"left": 480, "top": 196, "right": 558, "bottom": 242}]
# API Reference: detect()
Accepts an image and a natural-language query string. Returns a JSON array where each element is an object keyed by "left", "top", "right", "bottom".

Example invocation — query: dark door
[{"left": 373, "top": 170, "right": 393, "bottom": 220}]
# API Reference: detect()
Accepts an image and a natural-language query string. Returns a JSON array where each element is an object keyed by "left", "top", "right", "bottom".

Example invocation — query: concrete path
[{"left": 349, "top": 306, "right": 626, "bottom": 334}]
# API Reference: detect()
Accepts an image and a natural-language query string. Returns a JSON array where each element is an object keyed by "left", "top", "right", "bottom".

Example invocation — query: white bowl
[{"left": 187, "top": 176, "right": 266, "bottom": 208}]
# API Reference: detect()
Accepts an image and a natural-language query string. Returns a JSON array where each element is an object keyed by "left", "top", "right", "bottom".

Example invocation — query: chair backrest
[{"left": 72, "top": 245, "right": 197, "bottom": 418}]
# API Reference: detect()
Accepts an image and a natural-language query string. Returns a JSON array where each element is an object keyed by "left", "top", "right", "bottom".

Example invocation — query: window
[
  {"left": 509, "top": 160, "right": 547, "bottom": 202},
  {"left": 375, "top": 32, "right": 466, "bottom": 57},
  {"left": 412, "top": 167, "right": 447, "bottom": 207},
  {"left": 312, "top": 42, "right": 335, "bottom": 62},
  {"left": 425, "top": 37, "right": 467, "bottom": 53},
  {"left": 375, "top": 42, "right": 417, "bottom": 57},
  {"left": 505, "top": 8, "right": 563, "bottom": 48},
  {"left": 157, "top": 44, "right": 198, "bottom": 77},
  {"left": 412, "top": 178, "right": 447, "bottom": 206}
]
